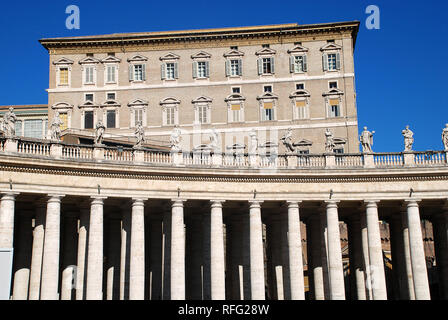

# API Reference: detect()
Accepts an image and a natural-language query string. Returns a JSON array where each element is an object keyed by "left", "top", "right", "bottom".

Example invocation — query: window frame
[{"left": 82, "top": 64, "right": 97, "bottom": 85}]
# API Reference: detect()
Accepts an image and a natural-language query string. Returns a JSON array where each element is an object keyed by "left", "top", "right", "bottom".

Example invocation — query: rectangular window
[
  {"left": 264, "top": 85, "right": 272, "bottom": 93},
  {"left": 262, "top": 58, "right": 272, "bottom": 74},
  {"left": 166, "top": 107, "right": 175, "bottom": 125},
  {"left": 134, "top": 65, "right": 143, "bottom": 81},
  {"left": 299, "top": 149, "right": 310, "bottom": 155},
  {"left": 230, "top": 104, "right": 241, "bottom": 123},
  {"left": 107, "top": 110, "right": 116, "bottom": 128},
  {"left": 15, "top": 121, "right": 22, "bottom": 136},
  {"left": 327, "top": 54, "right": 337, "bottom": 71},
  {"left": 107, "top": 92, "right": 116, "bottom": 101},
  {"left": 232, "top": 87, "right": 241, "bottom": 94},
  {"left": 106, "top": 65, "right": 116, "bottom": 83},
  {"left": 166, "top": 63, "right": 175, "bottom": 80},
  {"left": 85, "top": 66, "right": 94, "bottom": 84},
  {"left": 84, "top": 111, "right": 94, "bottom": 129},
  {"left": 295, "top": 100, "right": 307, "bottom": 119},
  {"left": 334, "top": 147, "right": 344, "bottom": 154},
  {"left": 198, "top": 105, "right": 208, "bottom": 124},
  {"left": 59, "top": 113, "right": 68, "bottom": 131},
  {"left": 85, "top": 94, "right": 94, "bottom": 102},
  {"left": 329, "top": 103, "right": 340, "bottom": 118},
  {"left": 59, "top": 68, "right": 69, "bottom": 85},
  {"left": 24, "top": 119, "right": 43, "bottom": 139},
  {"left": 230, "top": 59, "right": 240, "bottom": 76},
  {"left": 296, "top": 83, "right": 304, "bottom": 90},
  {"left": 294, "top": 56, "right": 305, "bottom": 73},
  {"left": 329, "top": 81, "right": 338, "bottom": 89},
  {"left": 134, "top": 108, "right": 143, "bottom": 126},
  {"left": 197, "top": 62, "right": 207, "bottom": 78},
  {"left": 262, "top": 102, "right": 274, "bottom": 121}
]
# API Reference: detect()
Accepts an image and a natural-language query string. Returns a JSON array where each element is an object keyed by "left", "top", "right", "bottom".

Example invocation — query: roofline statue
[
  {"left": 360, "top": 126, "right": 375, "bottom": 153},
  {"left": 402, "top": 125, "right": 414, "bottom": 152},
  {"left": 95, "top": 120, "right": 106, "bottom": 146},
  {"left": 442, "top": 123, "right": 448, "bottom": 151},
  {"left": 3, "top": 107, "right": 17, "bottom": 138}
]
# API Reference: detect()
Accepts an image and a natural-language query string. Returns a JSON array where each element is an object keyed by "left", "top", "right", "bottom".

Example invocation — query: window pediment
[
  {"left": 191, "top": 51, "right": 211, "bottom": 59},
  {"left": 223, "top": 49, "right": 245, "bottom": 58},
  {"left": 52, "top": 102, "right": 74, "bottom": 110},
  {"left": 320, "top": 43, "right": 342, "bottom": 51},
  {"left": 127, "top": 55, "right": 148, "bottom": 62},
  {"left": 78, "top": 57, "right": 101, "bottom": 65},
  {"left": 259, "top": 141, "right": 279, "bottom": 149},
  {"left": 294, "top": 139, "right": 313, "bottom": 147},
  {"left": 257, "top": 92, "right": 278, "bottom": 100},
  {"left": 160, "top": 52, "right": 180, "bottom": 61},
  {"left": 287, "top": 45, "right": 309, "bottom": 54},
  {"left": 334, "top": 138, "right": 347, "bottom": 145},
  {"left": 101, "top": 100, "right": 120, "bottom": 107},
  {"left": 53, "top": 57, "right": 74, "bottom": 65},
  {"left": 290, "top": 89, "right": 310, "bottom": 98},
  {"left": 226, "top": 143, "right": 246, "bottom": 151},
  {"left": 79, "top": 101, "right": 99, "bottom": 108},
  {"left": 101, "top": 55, "right": 121, "bottom": 64},
  {"left": 128, "top": 99, "right": 149, "bottom": 107},
  {"left": 323, "top": 88, "right": 344, "bottom": 96},
  {"left": 160, "top": 97, "right": 181, "bottom": 105},
  {"left": 225, "top": 94, "right": 246, "bottom": 102},
  {"left": 192, "top": 96, "right": 212, "bottom": 104},
  {"left": 193, "top": 144, "right": 213, "bottom": 152},
  {"left": 255, "top": 48, "right": 276, "bottom": 56}
]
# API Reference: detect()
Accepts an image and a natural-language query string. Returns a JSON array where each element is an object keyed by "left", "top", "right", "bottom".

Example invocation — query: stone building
[{"left": 0, "top": 21, "right": 447, "bottom": 301}]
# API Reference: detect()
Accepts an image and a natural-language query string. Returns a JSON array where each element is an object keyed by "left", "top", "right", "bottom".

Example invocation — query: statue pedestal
[
  {"left": 403, "top": 152, "right": 415, "bottom": 167},
  {"left": 363, "top": 153, "right": 375, "bottom": 168},
  {"left": 211, "top": 152, "right": 223, "bottom": 166},
  {"left": 93, "top": 145, "right": 105, "bottom": 160},
  {"left": 50, "top": 142, "right": 63, "bottom": 159},
  {"left": 4, "top": 137, "right": 18, "bottom": 153},
  {"left": 325, "top": 153, "right": 336, "bottom": 169},
  {"left": 287, "top": 154, "right": 298, "bottom": 168},
  {"left": 171, "top": 150, "right": 183, "bottom": 165},
  {"left": 133, "top": 147, "right": 145, "bottom": 163},
  {"left": 249, "top": 154, "right": 259, "bottom": 168}
]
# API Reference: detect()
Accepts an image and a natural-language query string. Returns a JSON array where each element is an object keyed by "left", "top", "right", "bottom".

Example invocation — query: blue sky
[{"left": 0, "top": 0, "right": 446, "bottom": 152}]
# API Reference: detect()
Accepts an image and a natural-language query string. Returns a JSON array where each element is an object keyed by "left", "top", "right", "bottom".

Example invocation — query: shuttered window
[
  {"left": 60, "top": 113, "right": 68, "bottom": 131},
  {"left": 230, "top": 104, "right": 241, "bottom": 123},
  {"left": 166, "top": 107, "right": 175, "bottom": 125},
  {"left": 262, "top": 102, "right": 274, "bottom": 121},
  {"left": 323, "top": 53, "right": 341, "bottom": 71},
  {"left": 85, "top": 66, "right": 94, "bottom": 84},
  {"left": 106, "top": 65, "right": 116, "bottom": 83},
  {"left": 290, "top": 55, "right": 307, "bottom": 73},
  {"left": 198, "top": 105, "right": 208, "bottom": 123},
  {"left": 295, "top": 100, "right": 307, "bottom": 119},
  {"left": 134, "top": 109, "right": 143, "bottom": 126},
  {"left": 59, "top": 68, "right": 69, "bottom": 85}
]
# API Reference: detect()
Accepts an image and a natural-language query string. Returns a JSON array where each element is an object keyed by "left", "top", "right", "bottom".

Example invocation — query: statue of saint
[
  {"left": 359, "top": 126, "right": 375, "bottom": 153},
  {"left": 442, "top": 124, "right": 448, "bottom": 151},
  {"left": 325, "top": 128, "right": 335, "bottom": 153},
  {"left": 402, "top": 125, "right": 414, "bottom": 152},
  {"left": 3, "top": 107, "right": 17, "bottom": 137},
  {"left": 50, "top": 112, "right": 63, "bottom": 142},
  {"left": 249, "top": 129, "right": 258, "bottom": 155},
  {"left": 209, "top": 129, "right": 219, "bottom": 152},
  {"left": 170, "top": 126, "right": 182, "bottom": 152},
  {"left": 281, "top": 127, "right": 296, "bottom": 153},
  {"left": 95, "top": 120, "right": 106, "bottom": 145},
  {"left": 134, "top": 121, "right": 145, "bottom": 148}
]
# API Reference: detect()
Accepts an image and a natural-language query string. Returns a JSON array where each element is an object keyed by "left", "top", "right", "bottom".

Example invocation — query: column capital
[
  {"left": 1, "top": 192, "right": 20, "bottom": 200},
  {"left": 171, "top": 199, "right": 187, "bottom": 208},
  {"left": 90, "top": 196, "right": 107, "bottom": 205},
  {"left": 364, "top": 200, "right": 381, "bottom": 208},
  {"left": 286, "top": 201, "right": 302, "bottom": 208},
  {"left": 132, "top": 198, "right": 148, "bottom": 205},
  {"left": 210, "top": 200, "right": 226, "bottom": 207},
  {"left": 248, "top": 200, "right": 263, "bottom": 208},
  {"left": 324, "top": 200, "right": 340, "bottom": 208},
  {"left": 404, "top": 199, "right": 422, "bottom": 207},
  {"left": 47, "top": 194, "right": 65, "bottom": 203}
]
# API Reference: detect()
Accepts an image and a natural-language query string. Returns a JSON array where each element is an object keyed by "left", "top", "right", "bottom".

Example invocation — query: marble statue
[
  {"left": 3, "top": 107, "right": 17, "bottom": 137},
  {"left": 359, "top": 126, "right": 375, "bottom": 153},
  {"left": 134, "top": 121, "right": 145, "bottom": 148},
  {"left": 95, "top": 120, "right": 106, "bottom": 145},
  {"left": 50, "top": 112, "right": 64, "bottom": 142},
  {"left": 442, "top": 124, "right": 448, "bottom": 151},
  {"left": 325, "top": 128, "right": 335, "bottom": 153},
  {"left": 170, "top": 126, "right": 182, "bottom": 152},
  {"left": 249, "top": 129, "right": 258, "bottom": 155},
  {"left": 209, "top": 129, "right": 219, "bottom": 152},
  {"left": 402, "top": 125, "right": 414, "bottom": 152},
  {"left": 281, "top": 128, "right": 296, "bottom": 153}
]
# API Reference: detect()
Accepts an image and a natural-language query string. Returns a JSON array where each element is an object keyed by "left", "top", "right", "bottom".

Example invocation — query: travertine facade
[{"left": 40, "top": 22, "right": 360, "bottom": 153}]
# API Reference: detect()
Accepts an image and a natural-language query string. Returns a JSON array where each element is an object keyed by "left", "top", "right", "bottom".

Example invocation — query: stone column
[
  {"left": 365, "top": 201, "right": 388, "bottom": 300},
  {"left": 202, "top": 211, "right": 211, "bottom": 300},
  {"left": 170, "top": 199, "right": 186, "bottom": 300},
  {"left": 210, "top": 200, "right": 226, "bottom": 300},
  {"left": 401, "top": 207, "right": 416, "bottom": 300},
  {"left": 106, "top": 219, "right": 121, "bottom": 300},
  {"left": 307, "top": 215, "right": 325, "bottom": 300},
  {"left": 389, "top": 213, "right": 408, "bottom": 300},
  {"left": 76, "top": 208, "right": 89, "bottom": 300},
  {"left": 325, "top": 201, "right": 345, "bottom": 300},
  {"left": 286, "top": 201, "right": 305, "bottom": 300},
  {"left": 249, "top": 201, "right": 265, "bottom": 300},
  {"left": 360, "top": 210, "right": 373, "bottom": 300},
  {"left": 433, "top": 210, "right": 448, "bottom": 300},
  {"left": 12, "top": 214, "right": 32, "bottom": 300},
  {"left": 86, "top": 196, "right": 106, "bottom": 300},
  {"left": 148, "top": 217, "right": 163, "bottom": 300},
  {"left": 40, "top": 195, "right": 64, "bottom": 300},
  {"left": 120, "top": 209, "right": 131, "bottom": 300},
  {"left": 319, "top": 210, "right": 331, "bottom": 300},
  {"left": 405, "top": 200, "right": 431, "bottom": 300},
  {"left": 28, "top": 206, "right": 46, "bottom": 300},
  {"left": 162, "top": 206, "right": 171, "bottom": 300},
  {"left": 347, "top": 216, "right": 366, "bottom": 300},
  {"left": 129, "top": 198, "right": 147, "bottom": 300},
  {"left": 61, "top": 215, "right": 78, "bottom": 300},
  {"left": 0, "top": 193, "right": 19, "bottom": 248}
]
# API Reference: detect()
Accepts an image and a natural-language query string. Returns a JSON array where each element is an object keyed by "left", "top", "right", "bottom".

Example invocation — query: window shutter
[
  {"left": 303, "top": 55, "right": 308, "bottom": 72},
  {"left": 174, "top": 62, "right": 179, "bottom": 79},
  {"left": 238, "top": 59, "right": 243, "bottom": 76},
  {"left": 225, "top": 60, "right": 230, "bottom": 77},
  {"left": 205, "top": 61, "right": 210, "bottom": 78},
  {"left": 161, "top": 63, "right": 166, "bottom": 80},
  {"left": 129, "top": 64, "right": 134, "bottom": 81},
  {"left": 192, "top": 61, "right": 197, "bottom": 78},
  {"left": 142, "top": 64, "right": 146, "bottom": 81},
  {"left": 257, "top": 58, "right": 262, "bottom": 75},
  {"left": 336, "top": 52, "right": 341, "bottom": 70},
  {"left": 289, "top": 56, "right": 295, "bottom": 73},
  {"left": 270, "top": 57, "right": 275, "bottom": 74},
  {"left": 323, "top": 54, "right": 328, "bottom": 71}
]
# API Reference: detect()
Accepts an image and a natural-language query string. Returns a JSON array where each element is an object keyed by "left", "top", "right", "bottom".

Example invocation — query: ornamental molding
[
  {"left": 191, "top": 51, "right": 211, "bottom": 59},
  {"left": 255, "top": 47, "right": 276, "bottom": 56},
  {"left": 289, "top": 89, "right": 310, "bottom": 98},
  {"left": 224, "top": 94, "right": 246, "bottom": 102},
  {"left": 127, "top": 54, "right": 148, "bottom": 62},
  {"left": 160, "top": 97, "right": 180, "bottom": 105},
  {"left": 287, "top": 45, "right": 309, "bottom": 54},
  {"left": 78, "top": 56, "right": 101, "bottom": 65},
  {"left": 323, "top": 88, "right": 344, "bottom": 97},
  {"left": 101, "top": 99, "right": 121, "bottom": 107},
  {"left": 78, "top": 100, "right": 99, "bottom": 109},
  {"left": 101, "top": 55, "right": 121, "bottom": 64},
  {"left": 192, "top": 96, "right": 213, "bottom": 104},
  {"left": 159, "top": 52, "right": 180, "bottom": 61},
  {"left": 128, "top": 99, "right": 149, "bottom": 107},
  {"left": 223, "top": 49, "right": 245, "bottom": 58},
  {"left": 53, "top": 57, "right": 74, "bottom": 65},
  {"left": 51, "top": 102, "right": 74, "bottom": 110},
  {"left": 320, "top": 43, "right": 342, "bottom": 51},
  {"left": 257, "top": 92, "right": 278, "bottom": 100}
]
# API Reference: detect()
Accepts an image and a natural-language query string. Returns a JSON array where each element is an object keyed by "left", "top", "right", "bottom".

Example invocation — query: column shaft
[
  {"left": 433, "top": 212, "right": 448, "bottom": 299},
  {"left": 12, "top": 215, "right": 32, "bottom": 300},
  {"left": 210, "top": 200, "right": 226, "bottom": 300},
  {"left": 28, "top": 207, "right": 46, "bottom": 300},
  {"left": 119, "top": 209, "right": 131, "bottom": 300},
  {"left": 287, "top": 202, "right": 305, "bottom": 300},
  {"left": 75, "top": 209, "right": 89, "bottom": 300},
  {"left": 347, "top": 217, "right": 367, "bottom": 300},
  {"left": 106, "top": 219, "right": 121, "bottom": 300},
  {"left": 60, "top": 216, "right": 78, "bottom": 300},
  {"left": 0, "top": 193, "right": 18, "bottom": 248},
  {"left": 249, "top": 201, "right": 265, "bottom": 300},
  {"left": 170, "top": 199, "right": 185, "bottom": 300},
  {"left": 401, "top": 208, "right": 416, "bottom": 300},
  {"left": 130, "top": 198, "right": 146, "bottom": 300}
]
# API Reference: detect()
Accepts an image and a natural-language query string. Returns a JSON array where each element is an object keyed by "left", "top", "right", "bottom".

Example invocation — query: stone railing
[{"left": 0, "top": 137, "right": 447, "bottom": 170}]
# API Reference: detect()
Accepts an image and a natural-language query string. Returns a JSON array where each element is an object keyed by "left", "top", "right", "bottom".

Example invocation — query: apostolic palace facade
[{"left": 0, "top": 20, "right": 448, "bottom": 301}]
